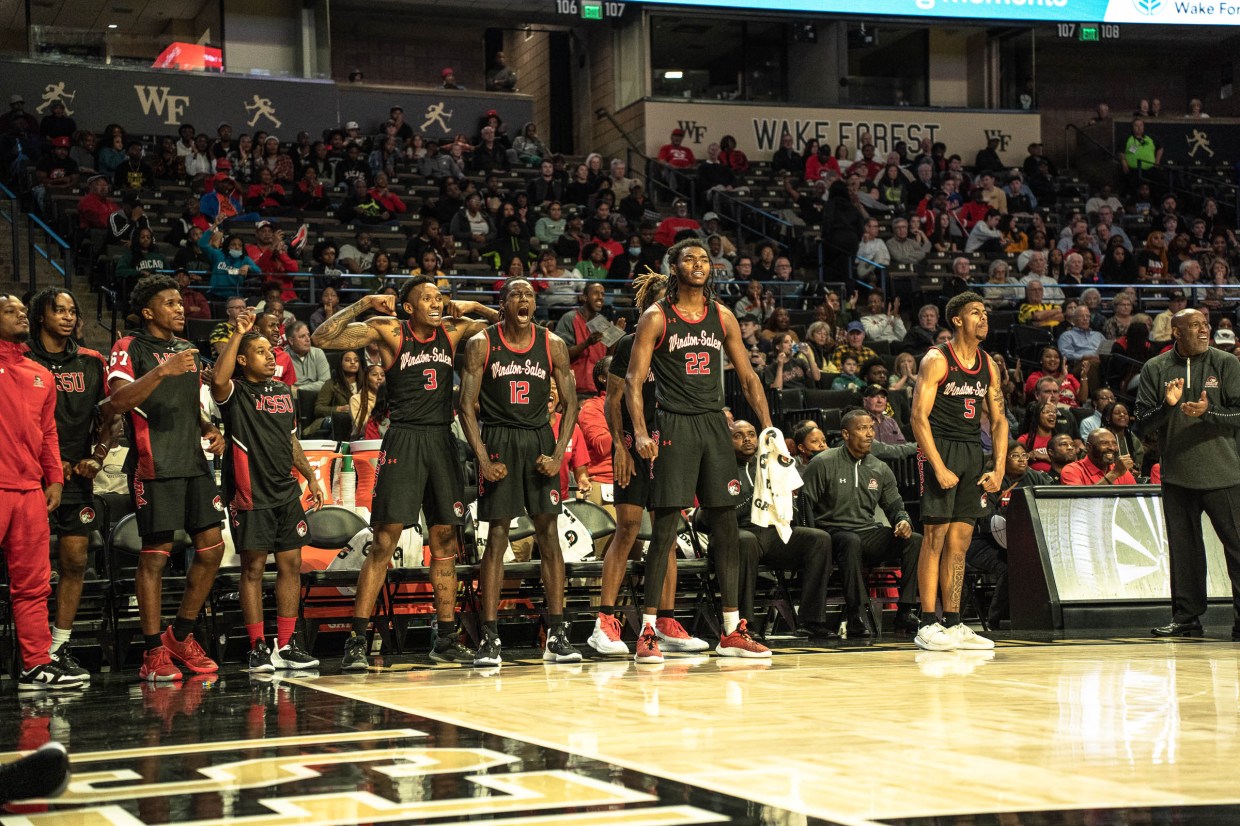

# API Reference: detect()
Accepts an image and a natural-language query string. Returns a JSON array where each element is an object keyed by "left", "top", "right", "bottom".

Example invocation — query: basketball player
[
  {"left": 459, "top": 277, "right": 582, "bottom": 666},
  {"left": 625, "top": 237, "right": 776, "bottom": 658},
  {"left": 26, "top": 287, "right": 117, "bottom": 681},
  {"left": 909, "top": 291, "right": 1006, "bottom": 652},
  {"left": 311, "top": 282, "right": 498, "bottom": 668},
  {"left": 589, "top": 270, "right": 708, "bottom": 661},
  {"left": 108, "top": 274, "right": 227, "bottom": 682},
  {"left": 211, "top": 309, "right": 324, "bottom": 671}
]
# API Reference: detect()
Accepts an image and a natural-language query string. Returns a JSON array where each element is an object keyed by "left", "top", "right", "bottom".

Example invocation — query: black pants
[
  {"left": 1162, "top": 481, "right": 1240, "bottom": 622},
  {"left": 737, "top": 526, "right": 833, "bottom": 625},
  {"left": 828, "top": 525, "right": 921, "bottom": 613},
  {"left": 966, "top": 536, "right": 1008, "bottom": 627}
]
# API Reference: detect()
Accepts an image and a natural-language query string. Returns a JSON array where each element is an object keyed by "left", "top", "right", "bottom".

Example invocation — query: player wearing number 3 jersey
[
  {"left": 311, "top": 279, "right": 499, "bottom": 670},
  {"left": 910, "top": 291, "right": 1007, "bottom": 653},
  {"left": 460, "top": 277, "right": 583, "bottom": 667}
]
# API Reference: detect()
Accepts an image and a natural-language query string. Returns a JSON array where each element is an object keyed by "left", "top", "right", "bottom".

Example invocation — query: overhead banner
[
  {"left": 641, "top": 0, "right": 1240, "bottom": 26},
  {"left": 0, "top": 58, "right": 532, "bottom": 140},
  {"left": 644, "top": 100, "right": 1041, "bottom": 169},
  {"left": 1121, "top": 119, "right": 1240, "bottom": 167}
]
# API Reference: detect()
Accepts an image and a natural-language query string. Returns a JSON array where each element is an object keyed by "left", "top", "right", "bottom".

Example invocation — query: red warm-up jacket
[{"left": 0, "top": 339, "right": 63, "bottom": 491}]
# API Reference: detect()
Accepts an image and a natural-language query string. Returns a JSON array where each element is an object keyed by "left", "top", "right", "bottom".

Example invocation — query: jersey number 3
[
  {"left": 685, "top": 352, "right": 711, "bottom": 375},
  {"left": 423, "top": 369, "right": 438, "bottom": 391},
  {"left": 510, "top": 380, "right": 529, "bottom": 404},
  {"left": 963, "top": 398, "right": 977, "bottom": 419}
]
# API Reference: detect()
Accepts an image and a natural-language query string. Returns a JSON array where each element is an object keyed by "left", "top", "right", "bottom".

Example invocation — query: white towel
[{"left": 750, "top": 427, "right": 802, "bottom": 542}]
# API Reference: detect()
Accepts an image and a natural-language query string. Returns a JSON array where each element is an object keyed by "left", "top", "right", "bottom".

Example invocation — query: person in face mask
[
  {"left": 201, "top": 226, "right": 262, "bottom": 298},
  {"left": 608, "top": 232, "right": 658, "bottom": 282}
]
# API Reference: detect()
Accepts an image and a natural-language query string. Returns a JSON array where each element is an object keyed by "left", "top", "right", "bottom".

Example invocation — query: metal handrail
[
  {"left": 0, "top": 182, "right": 19, "bottom": 278},
  {"left": 26, "top": 211, "right": 72, "bottom": 291}
]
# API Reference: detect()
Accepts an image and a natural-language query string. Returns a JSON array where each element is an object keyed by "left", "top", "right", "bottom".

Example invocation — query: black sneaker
[
  {"left": 272, "top": 638, "right": 320, "bottom": 670},
  {"left": 18, "top": 662, "right": 85, "bottom": 692},
  {"left": 894, "top": 609, "right": 921, "bottom": 635},
  {"left": 248, "top": 639, "right": 275, "bottom": 673},
  {"left": 543, "top": 623, "right": 582, "bottom": 663},
  {"left": 341, "top": 633, "right": 369, "bottom": 672},
  {"left": 430, "top": 631, "right": 476, "bottom": 664},
  {"left": 845, "top": 614, "right": 872, "bottom": 639},
  {"left": 50, "top": 643, "right": 90, "bottom": 682},
  {"left": 474, "top": 628, "right": 502, "bottom": 667},
  {"left": 0, "top": 741, "right": 70, "bottom": 801}
]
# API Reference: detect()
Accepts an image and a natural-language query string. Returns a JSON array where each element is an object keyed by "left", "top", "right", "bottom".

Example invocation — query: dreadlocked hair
[
  {"left": 632, "top": 268, "right": 668, "bottom": 312},
  {"left": 29, "top": 287, "right": 79, "bottom": 329},
  {"left": 130, "top": 274, "right": 181, "bottom": 322},
  {"left": 664, "top": 237, "right": 714, "bottom": 306}
]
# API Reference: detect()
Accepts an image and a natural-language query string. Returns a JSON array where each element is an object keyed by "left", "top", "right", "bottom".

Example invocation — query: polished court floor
[{"left": 1, "top": 636, "right": 1239, "bottom": 825}]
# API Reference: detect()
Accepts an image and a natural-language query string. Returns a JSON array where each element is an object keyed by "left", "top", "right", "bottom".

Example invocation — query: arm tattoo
[
  {"left": 311, "top": 299, "right": 387, "bottom": 349},
  {"left": 291, "top": 437, "right": 315, "bottom": 481}
]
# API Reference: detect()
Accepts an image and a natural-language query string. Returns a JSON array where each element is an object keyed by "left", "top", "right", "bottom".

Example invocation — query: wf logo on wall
[
  {"left": 134, "top": 85, "right": 190, "bottom": 125},
  {"left": 983, "top": 129, "right": 1012, "bottom": 151}
]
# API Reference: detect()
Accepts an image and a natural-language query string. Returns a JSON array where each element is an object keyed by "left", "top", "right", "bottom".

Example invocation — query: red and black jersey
[
  {"left": 25, "top": 339, "right": 109, "bottom": 503},
  {"left": 387, "top": 322, "right": 455, "bottom": 428},
  {"left": 272, "top": 346, "right": 297, "bottom": 386},
  {"left": 929, "top": 341, "right": 991, "bottom": 443},
  {"left": 218, "top": 379, "right": 299, "bottom": 511},
  {"left": 609, "top": 333, "right": 654, "bottom": 434},
  {"left": 479, "top": 323, "right": 552, "bottom": 430},
  {"left": 108, "top": 330, "right": 210, "bottom": 481},
  {"left": 650, "top": 299, "right": 726, "bottom": 415}
]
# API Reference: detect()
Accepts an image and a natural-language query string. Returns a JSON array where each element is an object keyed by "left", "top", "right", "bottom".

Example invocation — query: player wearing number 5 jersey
[
  {"left": 910, "top": 290, "right": 1007, "bottom": 653},
  {"left": 459, "top": 277, "right": 583, "bottom": 667},
  {"left": 625, "top": 237, "right": 776, "bottom": 657},
  {"left": 312, "top": 280, "right": 498, "bottom": 670}
]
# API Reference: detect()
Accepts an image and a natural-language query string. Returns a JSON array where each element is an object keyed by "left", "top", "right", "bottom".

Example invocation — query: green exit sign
[
  {"left": 582, "top": 1, "right": 602, "bottom": 19},
  {"left": 1079, "top": 25, "right": 1099, "bottom": 41}
]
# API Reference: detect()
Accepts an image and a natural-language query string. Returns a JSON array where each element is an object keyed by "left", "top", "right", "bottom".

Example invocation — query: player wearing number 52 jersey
[
  {"left": 460, "top": 277, "right": 583, "bottom": 667},
  {"left": 625, "top": 237, "right": 776, "bottom": 659},
  {"left": 311, "top": 279, "right": 498, "bottom": 670},
  {"left": 25, "top": 287, "right": 118, "bottom": 683},
  {"left": 910, "top": 290, "right": 1007, "bottom": 654},
  {"left": 107, "top": 275, "right": 227, "bottom": 683}
]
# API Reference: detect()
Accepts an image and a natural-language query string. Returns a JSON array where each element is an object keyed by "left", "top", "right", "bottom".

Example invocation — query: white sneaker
[
  {"left": 947, "top": 623, "right": 995, "bottom": 650},
  {"left": 914, "top": 622, "right": 957, "bottom": 652},
  {"left": 654, "top": 618, "right": 710, "bottom": 652},
  {"left": 587, "top": 614, "right": 630, "bottom": 656}
]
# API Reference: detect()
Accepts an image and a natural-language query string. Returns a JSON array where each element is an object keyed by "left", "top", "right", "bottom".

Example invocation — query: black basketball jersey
[
  {"left": 26, "top": 340, "right": 109, "bottom": 502},
  {"left": 930, "top": 341, "right": 991, "bottom": 443},
  {"left": 609, "top": 334, "right": 654, "bottom": 433},
  {"left": 479, "top": 323, "right": 552, "bottom": 429},
  {"left": 650, "top": 298, "right": 727, "bottom": 415},
  {"left": 386, "top": 322, "right": 455, "bottom": 427},
  {"left": 218, "top": 379, "right": 299, "bottom": 511},
  {"left": 108, "top": 330, "right": 210, "bottom": 480}
]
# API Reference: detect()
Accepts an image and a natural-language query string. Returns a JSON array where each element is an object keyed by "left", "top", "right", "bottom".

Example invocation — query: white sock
[
  {"left": 723, "top": 611, "right": 740, "bottom": 635},
  {"left": 49, "top": 626, "right": 71, "bottom": 653},
  {"left": 642, "top": 613, "right": 657, "bottom": 632}
]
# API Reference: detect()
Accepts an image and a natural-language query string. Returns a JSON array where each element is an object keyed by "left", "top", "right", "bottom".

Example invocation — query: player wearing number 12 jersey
[
  {"left": 460, "top": 277, "right": 582, "bottom": 667},
  {"left": 625, "top": 237, "right": 776, "bottom": 657},
  {"left": 312, "top": 281, "right": 498, "bottom": 669},
  {"left": 910, "top": 291, "right": 1007, "bottom": 653}
]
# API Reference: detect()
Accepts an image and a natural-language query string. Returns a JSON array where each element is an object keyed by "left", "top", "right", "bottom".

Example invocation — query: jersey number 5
[
  {"left": 685, "top": 352, "right": 710, "bottom": 375},
  {"left": 510, "top": 380, "right": 530, "bottom": 404},
  {"left": 963, "top": 398, "right": 977, "bottom": 419}
]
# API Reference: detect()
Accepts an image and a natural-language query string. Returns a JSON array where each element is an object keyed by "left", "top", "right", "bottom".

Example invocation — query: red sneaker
[
  {"left": 160, "top": 626, "right": 219, "bottom": 674},
  {"left": 655, "top": 616, "right": 709, "bottom": 652},
  {"left": 635, "top": 624, "right": 663, "bottom": 664},
  {"left": 716, "top": 619, "right": 772, "bottom": 658},
  {"left": 138, "top": 646, "right": 183, "bottom": 682},
  {"left": 587, "top": 613, "right": 629, "bottom": 656}
]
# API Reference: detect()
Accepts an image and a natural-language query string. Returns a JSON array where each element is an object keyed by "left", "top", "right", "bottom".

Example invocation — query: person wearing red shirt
[
  {"left": 256, "top": 311, "right": 297, "bottom": 387},
  {"left": 368, "top": 172, "right": 407, "bottom": 216},
  {"left": 1060, "top": 428, "right": 1137, "bottom": 486},
  {"left": 245, "top": 221, "right": 302, "bottom": 300},
  {"left": 657, "top": 128, "right": 695, "bottom": 170},
  {"left": 804, "top": 145, "right": 841, "bottom": 184},
  {"left": 654, "top": 198, "right": 701, "bottom": 248},
  {"left": 77, "top": 174, "right": 119, "bottom": 230},
  {"left": 593, "top": 221, "right": 624, "bottom": 269},
  {"left": 176, "top": 268, "right": 212, "bottom": 320},
  {"left": 0, "top": 294, "right": 83, "bottom": 690}
]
